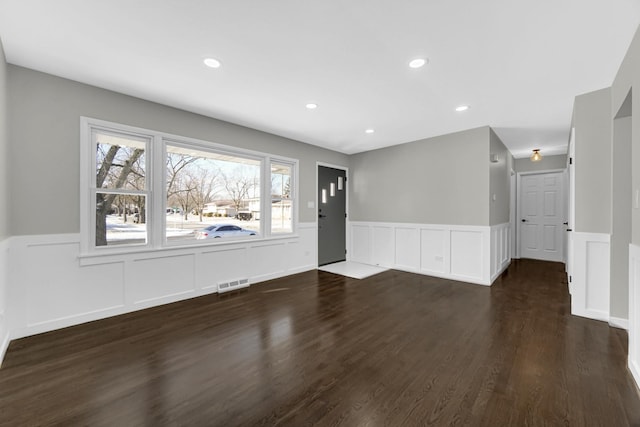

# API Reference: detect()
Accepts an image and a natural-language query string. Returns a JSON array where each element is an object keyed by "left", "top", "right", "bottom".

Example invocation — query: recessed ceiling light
[
  {"left": 365, "top": 129, "right": 375, "bottom": 134},
  {"left": 409, "top": 58, "right": 427, "bottom": 69},
  {"left": 305, "top": 103, "right": 318, "bottom": 109},
  {"left": 455, "top": 105, "right": 470, "bottom": 112},
  {"left": 203, "top": 58, "right": 221, "bottom": 68}
]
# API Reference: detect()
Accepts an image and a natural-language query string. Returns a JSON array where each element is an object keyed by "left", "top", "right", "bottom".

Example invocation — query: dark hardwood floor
[{"left": 1, "top": 259, "right": 639, "bottom": 426}]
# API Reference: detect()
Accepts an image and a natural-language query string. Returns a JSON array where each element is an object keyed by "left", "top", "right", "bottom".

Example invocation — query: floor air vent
[{"left": 218, "top": 278, "right": 250, "bottom": 293}]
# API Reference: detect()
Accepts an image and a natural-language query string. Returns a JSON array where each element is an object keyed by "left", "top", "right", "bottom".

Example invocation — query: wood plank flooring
[{"left": 1, "top": 259, "right": 639, "bottom": 426}]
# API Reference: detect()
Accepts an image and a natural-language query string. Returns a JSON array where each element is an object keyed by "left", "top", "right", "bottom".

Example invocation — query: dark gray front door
[{"left": 318, "top": 166, "right": 346, "bottom": 266}]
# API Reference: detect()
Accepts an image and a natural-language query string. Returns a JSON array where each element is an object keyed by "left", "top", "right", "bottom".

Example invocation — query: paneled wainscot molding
[
  {"left": 570, "top": 232, "right": 610, "bottom": 322},
  {"left": 348, "top": 222, "right": 510, "bottom": 286},
  {"left": 0, "top": 237, "right": 10, "bottom": 366},
  {"left": 3, "top": 224, "right": 317, "bottom": 346},
  {"left": 629, "top": 243, "right": 640, "bottom": 389}
]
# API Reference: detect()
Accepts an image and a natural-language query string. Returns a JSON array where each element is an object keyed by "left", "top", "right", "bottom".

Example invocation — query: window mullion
[
  {"left": 292, "top": 161, "right": 298, "bottom": 234},
  {"left": 150, "top": 135, "right": 164, "bottom": 248},
  {"left": 262, "top": 158, "right": 272, "bottom": 237}
]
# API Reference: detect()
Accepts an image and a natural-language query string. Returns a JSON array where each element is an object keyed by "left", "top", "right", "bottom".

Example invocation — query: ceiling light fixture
[
  {"left": 530, "top": 149, "right": 543, "bottom": 162},
  {"left": 455, "top": 105, "right": 470, "bottom": 112},
  {"left": 365, "top": 129, "right": 375, "bottom": 134},
  {"left": 409, "top": 58, "right": 427, "bottom": 69},
  {"left": 305, "top": 103, "right": 318, "bottom": 109},
  {"left": 203, "top": 58, "right": 221, "bottom": 68}
]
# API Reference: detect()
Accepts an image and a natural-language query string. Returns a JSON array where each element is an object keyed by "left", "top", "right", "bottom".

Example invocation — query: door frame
[
  {"left": 515, "top": 168, "right": 567, "bottom": 260},
  {"left": 566, "top": 128, "right": 575, "bottom": 284},
  {"left": 510, "top": 169, "right": 517, "bottom": 259},
  {"left": 316, "top": 162, "right": 349, "bottom": 267}
]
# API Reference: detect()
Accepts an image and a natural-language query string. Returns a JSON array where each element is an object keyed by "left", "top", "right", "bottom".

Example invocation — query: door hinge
[
  {"left": 569, "top": 275, "right": 572, "bottom": 283},
  {"left": 569, "top": 157, "right": 573, "bottom": 165},
  {"left": 345, "top": 213, "right": 348, "bottom": 218},
  {"left": 345, "top": 249, "right": 347, "bottom": 254}
]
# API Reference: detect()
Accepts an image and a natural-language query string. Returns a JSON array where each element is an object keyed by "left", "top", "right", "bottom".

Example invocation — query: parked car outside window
[{"left": 195, "top": 223, "right": 257, "bottom": 239}]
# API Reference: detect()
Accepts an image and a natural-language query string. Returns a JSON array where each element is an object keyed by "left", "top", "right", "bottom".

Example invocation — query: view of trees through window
[
  {"left": 165, "top": 145, "right": 261, "bottom": 243},
  {"left": 90, "top": 122, "right": 296, "bottom": 250},
  {"left": 271, "top": 163, "right": 292, "bottom": 233},
  {"left": 94, "top": 131, "right": 148, "bottom": 247}
]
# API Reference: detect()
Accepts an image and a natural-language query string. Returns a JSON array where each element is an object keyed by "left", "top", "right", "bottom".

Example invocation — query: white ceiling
[{"left": 1, "top": 1, "right": 639, "bottom": 157}]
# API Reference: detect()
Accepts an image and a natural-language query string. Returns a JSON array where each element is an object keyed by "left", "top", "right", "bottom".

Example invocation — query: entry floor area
[
  {"left": 1, "top": 260, "right": 639, "bottom": 425},
  {"left": 318, "top": 260, "right": 388, "bottom": 279}
]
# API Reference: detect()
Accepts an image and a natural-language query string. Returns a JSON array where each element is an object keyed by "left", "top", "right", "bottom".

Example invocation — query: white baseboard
[
  {"left": 0, "top": 330, "right": 9, "bottom": 368},
  {"left": 491, "top": 258, "right": 511, "bottom": 283},
  {"left": 630, "top": 359, "right": 640, "bottom": 394},
  {"left": 609, "top": 316, "right": 629, "bottom": 330}
]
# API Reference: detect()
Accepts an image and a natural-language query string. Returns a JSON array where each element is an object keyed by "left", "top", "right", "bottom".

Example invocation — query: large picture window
[
  {"left": 81, "top": 118, "right": 297, "bottom": 254},
  {"left": 164, "top": 144, "right": 261, "bottom": 244}
]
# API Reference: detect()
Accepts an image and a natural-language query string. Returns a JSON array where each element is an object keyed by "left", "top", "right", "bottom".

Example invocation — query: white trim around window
[{"left": 80, "top": 117, "right": 299, "bottom": 258}]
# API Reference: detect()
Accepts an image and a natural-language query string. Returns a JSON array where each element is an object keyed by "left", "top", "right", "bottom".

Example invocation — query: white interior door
[{"left": 519, "top": 171, "right": 565, "bottom": 262}]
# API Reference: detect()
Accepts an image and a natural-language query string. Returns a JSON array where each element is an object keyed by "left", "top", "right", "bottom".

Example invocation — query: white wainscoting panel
[
  {"left": 372, "top": 226, "right": 394, "bottom": 267},
  {"left": 450, "top": 230, "right": 484, "bottom": 281},
  {"left": 198, "top": 247, "right": 248, "bottom": 291},
  {"left": 570, "top": 232, "right": 610, "bottom": 322},
  {"left": 395, "top": 227, "right": 421, "bottom": 271},
  {"left": 490, "top": 223, "right": 511, "bottom": 282},
  {"left": 629, "top": 243, "right": 640, "bottom": 390},
  {"left": 351, "top": 224, "right": 371, "bottom": 264},
  {"left": 248, "top": 242, "right": 288, "bottom": 282},
  {"left": 420, "top": 228, "right": 446, "bottom": 274},
  {"left": 349, "top": 222, "right": 510, "bottom": 286},
  {"left": 5, "top": 223, "right": 317, "bottom": 343},
  {"left": 0, "top": 237, "right": 9, "bottom": 367},
  {"left": 128, "top": 254, "right": 196, "bottom": 306}
]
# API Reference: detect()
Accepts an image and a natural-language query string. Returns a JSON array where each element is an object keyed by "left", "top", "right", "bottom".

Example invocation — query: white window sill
[{"left": 78, "top": 233, "right": 299, "bottom": 266}]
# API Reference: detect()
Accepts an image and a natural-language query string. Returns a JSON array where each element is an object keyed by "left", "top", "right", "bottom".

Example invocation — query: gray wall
[
  {"left": 514, "top": 154, "right": 567, "bottom": 173},
  {"left": 0, "top": 39, "right": 7, "bottom": 241},
  {"left": 612, "top": 26, "right": 640, "bottom": 246},
  {"left": 610, "top": 115, "right": 632, "bottom": 319},
  {"left": 0, "top": 38, "right": 7, "bottom": 363},
  {"left": 349, "top": 127, "right": 490, "bottom": 225},
  {"left": 610, "top": 24, "right": 640, "bottom": 321},
  {"left": 489, "top": 129, "right": 511, "bottom": 225},
  {"left": 7, "top": 66, "right": 348, "bottom": 235},
  {"left": 573, "top": 88, "right": 612, "bottom": 234}
]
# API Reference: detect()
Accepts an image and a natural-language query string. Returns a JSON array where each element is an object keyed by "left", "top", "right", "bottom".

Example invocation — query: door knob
[
  {"left": 319, "top": 214, "right": 327, "bottom": 218},
  {"left": 521, "top": 219, "right": 527, "bottom": 222},
  {"left": 563, "top": 222, "right": 569, "bottom": 225}
]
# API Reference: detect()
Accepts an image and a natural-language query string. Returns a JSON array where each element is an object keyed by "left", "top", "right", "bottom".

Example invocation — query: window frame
[
  {"left": 80, "top": 117, "right": 299, "bottom": 256},
  {"left": 270, "top": 161, "right": 296, "bottom": 235}
]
